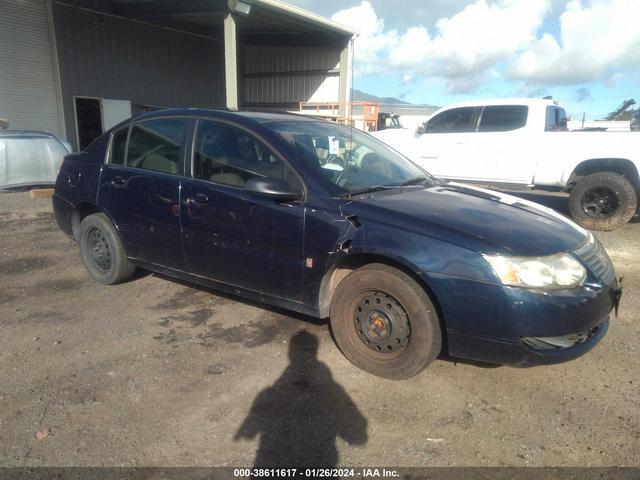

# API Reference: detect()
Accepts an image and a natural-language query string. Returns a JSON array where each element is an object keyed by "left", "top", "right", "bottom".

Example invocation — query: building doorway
[
  {"left": 73, "top": 97, "right": 132, "bottom": 150},
  {"left": 74, "top": 97, "right": 103, "bottom": 151}
]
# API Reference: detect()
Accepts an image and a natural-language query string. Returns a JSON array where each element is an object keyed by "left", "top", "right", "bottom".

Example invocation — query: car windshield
[{"left": 266, "top": 121, "right": 437, "bottom": 196}]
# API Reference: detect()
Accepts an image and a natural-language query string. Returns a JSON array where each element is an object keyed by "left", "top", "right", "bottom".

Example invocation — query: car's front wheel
[
  {"left": 330, "top": 264, "right": 442, "bottom": 380},
  {"left": 569, "top": 172, "right": 637, "bottom": 231},
  {"left": 78, "top": 212, "right": 136, "bottom": 284}
]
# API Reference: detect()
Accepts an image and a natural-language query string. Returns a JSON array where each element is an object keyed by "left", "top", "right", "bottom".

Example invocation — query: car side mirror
[
  {"left": 416, "top": 122, "right": 428, "bottom": 135},
  {"left": 244, "top": 177, "right": 302, "bottom": 201}
]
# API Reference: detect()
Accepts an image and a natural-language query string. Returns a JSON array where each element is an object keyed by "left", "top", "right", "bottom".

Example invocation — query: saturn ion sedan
[{"left": 52, "top": 109, "right": 622, "bottom": 379}]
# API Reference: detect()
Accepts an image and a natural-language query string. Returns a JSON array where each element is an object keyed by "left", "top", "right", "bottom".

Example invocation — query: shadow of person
[{"left": 235, "top": 331, "right": 368, "bottom": 467}]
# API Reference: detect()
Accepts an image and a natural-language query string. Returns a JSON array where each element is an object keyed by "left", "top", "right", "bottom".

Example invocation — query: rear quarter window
[
  {"left": 109, "top": 128, "right": 128, "bottom": 165},
  {"left": 545, "top": 106, "right": 568, "bottom": 131}
]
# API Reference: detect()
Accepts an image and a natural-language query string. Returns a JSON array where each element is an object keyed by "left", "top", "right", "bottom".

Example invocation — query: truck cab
[{"left": 373, "top": 98, "right": 640, "bottom": 231}]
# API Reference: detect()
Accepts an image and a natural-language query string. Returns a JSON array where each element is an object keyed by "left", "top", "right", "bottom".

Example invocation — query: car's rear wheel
[
  {"left": 78, "top": 213, "right": 136, "bottom": 284},
  {"left": 330, "top": 263, "right": 442, "bottom": 380},
  {"left": 569, "top": 172, "right": 637, "bottom": 231}
]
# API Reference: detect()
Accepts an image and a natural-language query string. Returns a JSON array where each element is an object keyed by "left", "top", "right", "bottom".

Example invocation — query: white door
[
  {"left": 411, "top": 106, "right": 477, "bottom": 179},
  {"left": 465, "top": 105, "right": 536, "bottom": 184},
  {"left": 102, "top": 99, "right": 132, "bottom": 130},
  {"left": 412, "top": 132, "right": 470, "bottom": 178}
]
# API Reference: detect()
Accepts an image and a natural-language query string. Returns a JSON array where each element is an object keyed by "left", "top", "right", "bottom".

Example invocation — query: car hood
[
  {"left": 342, "top": 182, "right": 589, "bottom": 256},
  {"left": 0, "top": 137, "right": 67, "bottom": 190}
]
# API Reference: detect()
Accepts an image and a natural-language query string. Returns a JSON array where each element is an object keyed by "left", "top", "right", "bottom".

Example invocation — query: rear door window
[
  {"left": 426, "top": 107, "right": 476, "bottom": 133},
  {"left": 479, "top": 106, "right": 528, "bottom": 132},
  {"left": 126, "top": 118, "right": 188, "bottom": 174}
]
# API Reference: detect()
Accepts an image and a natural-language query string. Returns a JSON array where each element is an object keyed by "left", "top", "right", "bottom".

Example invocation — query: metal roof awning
[
  {"left": 61, "top": 0, "right": 356, "bottom": 44},
  {"left": 253, "top": 0, "right": 357, "bottom": 36}
]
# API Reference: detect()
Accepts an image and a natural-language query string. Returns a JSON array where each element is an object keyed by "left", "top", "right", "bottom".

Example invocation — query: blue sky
[{"left": 287, "top": 0, "right": 640, "bottom": 120}]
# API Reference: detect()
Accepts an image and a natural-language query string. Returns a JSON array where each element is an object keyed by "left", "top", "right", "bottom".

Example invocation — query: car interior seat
[{"left": 140, "top": 152, "right": 178, "bottom": 174}]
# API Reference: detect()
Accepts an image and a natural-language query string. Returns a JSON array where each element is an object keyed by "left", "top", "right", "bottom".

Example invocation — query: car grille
[
  {"left": 574, "top": 236, "right": 616, "bottom": 286},
  {"left": 522, "top": 324, "right": 602, "bottom": 350}
]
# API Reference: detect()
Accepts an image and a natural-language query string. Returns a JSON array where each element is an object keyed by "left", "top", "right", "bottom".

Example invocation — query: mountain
[
  {"left": 351, "top": 89, "right": 439, "bottom": 112},
  {"left": 351, "top": 89, "right": 411, "bottom": 105}
]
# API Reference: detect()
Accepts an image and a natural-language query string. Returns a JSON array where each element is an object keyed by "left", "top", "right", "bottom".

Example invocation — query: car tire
[
  {"left": 78, "top": 212, "right": 136, "bottom": 285},
  {"left": 329, "top": 263, "right": 442, "bottom": 380},
  {"left": 569, "top": 172, "right": 638, "bottom": 231}
]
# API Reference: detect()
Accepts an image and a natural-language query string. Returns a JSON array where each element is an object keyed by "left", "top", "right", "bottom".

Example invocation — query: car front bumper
[
  {"left": 447, "top": 317, "right": 609, "bottom": 366},
  {"left": 429, "top": 273, "right": 620, "bottom": 367}
]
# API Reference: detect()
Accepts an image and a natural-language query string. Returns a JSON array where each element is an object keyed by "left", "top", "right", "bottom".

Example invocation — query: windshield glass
[{"left": 266, "top": 121, "right": 435, "bottom": 196}]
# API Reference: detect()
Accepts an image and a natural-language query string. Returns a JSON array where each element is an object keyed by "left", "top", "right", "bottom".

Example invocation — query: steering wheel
[{"left": 336, "top": 165, "right": 359, "bottom": 188}]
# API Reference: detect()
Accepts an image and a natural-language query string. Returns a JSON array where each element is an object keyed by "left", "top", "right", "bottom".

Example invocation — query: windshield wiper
[
  {"left": 398, "top": 176, "right": 430, "bottom": 186},
  {"left": 342, "top": 177, "right": 434, "bottom": 198},
  {"left": 342, "top": 185, "right": 397, "bottom": 198}
]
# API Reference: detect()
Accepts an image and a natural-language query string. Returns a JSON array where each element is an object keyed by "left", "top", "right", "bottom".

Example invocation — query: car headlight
[{"left": 482, "top": 253, "right": 587, "bottom": 289}]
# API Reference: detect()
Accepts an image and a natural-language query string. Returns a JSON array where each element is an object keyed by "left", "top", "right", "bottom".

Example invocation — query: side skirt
[{"left": 129, "top": 258, "right": 321, "bottom": 319}]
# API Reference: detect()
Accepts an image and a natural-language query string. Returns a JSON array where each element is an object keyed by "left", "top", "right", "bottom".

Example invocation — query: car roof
[
  {"left": 440, "top": 98, "right": 561, "bottom": 109},
  {"left": 129, "top": 108, "right": 326, "bottom": 126}
]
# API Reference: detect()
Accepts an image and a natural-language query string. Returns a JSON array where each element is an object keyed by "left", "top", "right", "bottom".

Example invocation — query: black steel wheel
[
  {"left": 580, "top": 186, "right": 620, "bottom": 219},
  {"left": 78, "top": 213, "right": 136, "bottom": 284},
  {"left": 354, "top": 291, "right": 411, "bottom": 354},
  {"left": 330, "top": 263, "right": 441, "bottom": 380},
  {"left": 569, "top": 172, "right": 637, "bottom": 231},
  {"left": 86, "top": 227, "right": 112, "bottom": 272}
]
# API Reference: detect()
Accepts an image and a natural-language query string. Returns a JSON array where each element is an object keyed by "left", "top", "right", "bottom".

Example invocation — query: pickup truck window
[
  {"left": 426, "top": 107, "right": 476, "bottom": 133},
  {"left": 545, "top": 106, "right": 568, "bottom": 131},
  {"left": 478, "top": 106, "right": 528, "bottom": 132}
]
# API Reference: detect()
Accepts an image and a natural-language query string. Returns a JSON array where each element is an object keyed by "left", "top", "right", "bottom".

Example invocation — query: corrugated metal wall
[
  {"left": 242, "top": 45, "right": 341, "bottom": 109},
  {"left": 52, "top": 2, "right": 226, "bottom": 148},
  {"left": 0, "top": 0, "right": 63, "bottom": 136}
]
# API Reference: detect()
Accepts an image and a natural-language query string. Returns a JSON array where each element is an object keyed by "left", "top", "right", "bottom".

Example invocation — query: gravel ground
[{"left": 0, "top": 191, "right": 638, "bottom": 467}]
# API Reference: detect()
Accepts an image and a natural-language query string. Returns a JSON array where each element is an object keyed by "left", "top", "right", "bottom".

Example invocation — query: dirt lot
[{"left": 0, "top": 191, "right": 638, "bottom": 467}]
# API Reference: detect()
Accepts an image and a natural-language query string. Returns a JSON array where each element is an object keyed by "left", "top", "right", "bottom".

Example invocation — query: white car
[{"left": 373, "top": 98, "right": 640, "bottom": 230}]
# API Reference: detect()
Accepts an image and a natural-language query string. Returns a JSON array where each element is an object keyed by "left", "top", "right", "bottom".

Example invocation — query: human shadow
[{"left": 235, "top": 331, "right": 368, "bottom": 467}]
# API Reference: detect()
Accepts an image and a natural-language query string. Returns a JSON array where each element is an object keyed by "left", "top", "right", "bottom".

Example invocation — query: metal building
[{"left": 0, "top": 0, "right": 355, "bottom": 150}]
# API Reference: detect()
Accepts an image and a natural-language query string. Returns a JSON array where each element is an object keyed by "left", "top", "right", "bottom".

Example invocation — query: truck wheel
[
  {"left": 569, "top": 172, "right": 638, "bottom": 231},
  {"left": 330, "top": 264, "right": 442, "bottom": 380},
  {"left": 78, "top": 213, "right": 136, "bottom": 284}
]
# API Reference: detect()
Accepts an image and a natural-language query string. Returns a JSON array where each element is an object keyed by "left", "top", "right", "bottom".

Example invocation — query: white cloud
[
  {"left": 331, "top": 0, "right": 640, "bottom": 93},
  {"left": 331, "top": 2, "right": 399, "bottom": 75},
  {"left": 508, "top": 0, "right": 640, "bottom": 85},
  {"left": 332, "top": 0, "right": 550, "bottom": 92}
]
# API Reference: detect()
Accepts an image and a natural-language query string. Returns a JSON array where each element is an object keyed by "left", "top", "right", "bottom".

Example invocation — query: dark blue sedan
[{"left": 53, "top": 109, "right": 621, "bottom": 379}]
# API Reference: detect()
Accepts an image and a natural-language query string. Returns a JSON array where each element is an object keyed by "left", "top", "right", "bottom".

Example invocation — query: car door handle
[
  {"left": 110, "top": 176, "right": 126, "bottom": 188},
  {"left": 188, "top": 193, "right": 209, "bottom": 207}
]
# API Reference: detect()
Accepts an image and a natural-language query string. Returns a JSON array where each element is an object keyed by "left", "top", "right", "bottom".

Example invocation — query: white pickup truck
[{"left": 373, "top": 98, "right": 640, "bottom": 230}]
